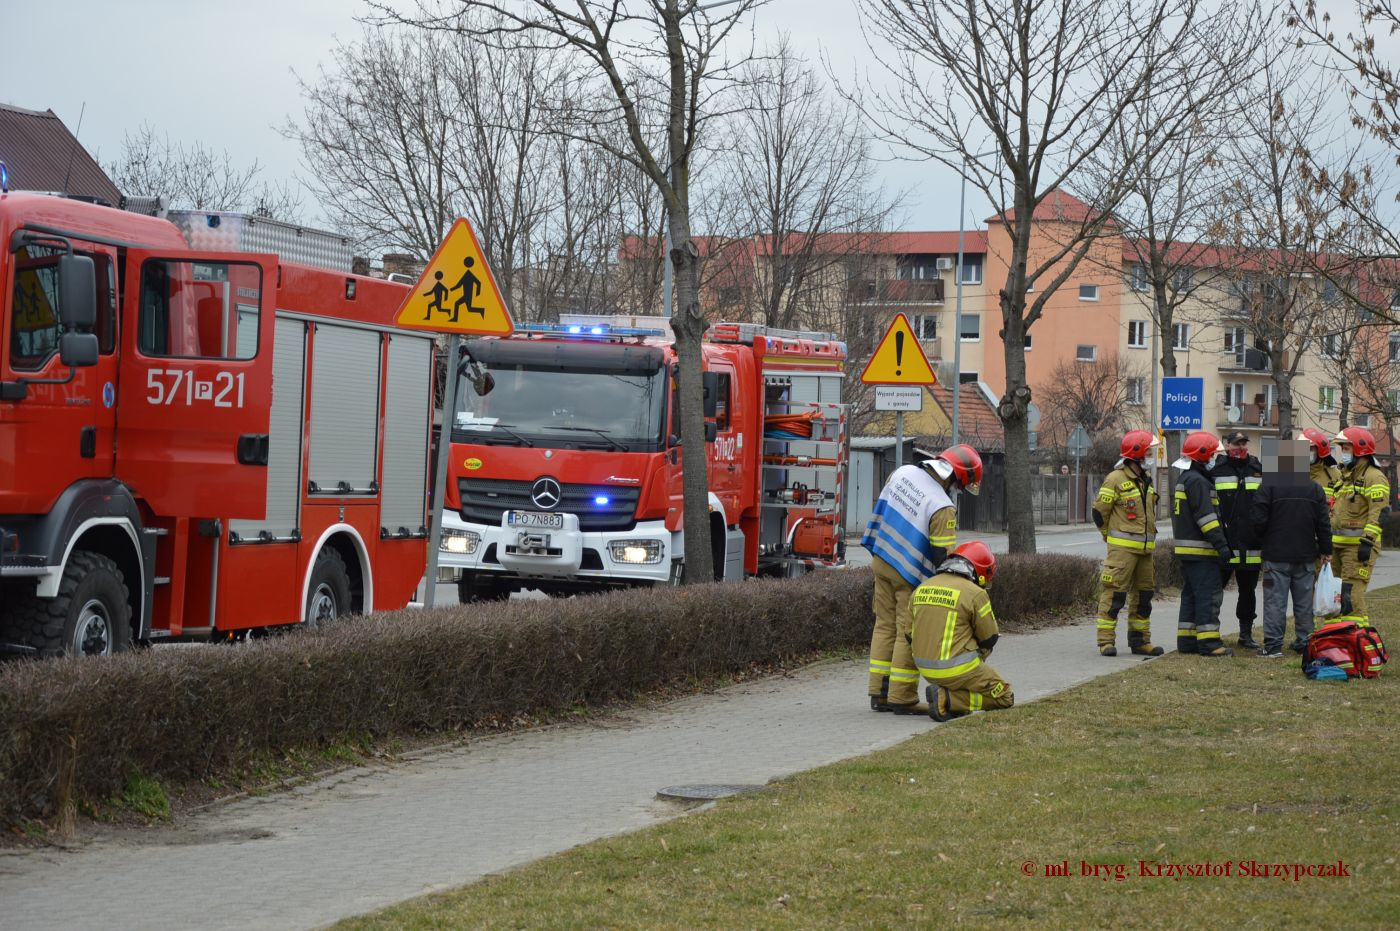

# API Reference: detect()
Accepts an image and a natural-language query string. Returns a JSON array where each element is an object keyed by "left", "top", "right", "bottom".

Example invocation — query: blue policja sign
[{"left": 1161, "top": 377, "right": 1204, "bottom": 430}]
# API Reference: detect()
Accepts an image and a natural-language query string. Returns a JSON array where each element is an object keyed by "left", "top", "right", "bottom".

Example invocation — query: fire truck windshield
[{"left": 454, "top": 364, "right": 667, "bottom": 452}]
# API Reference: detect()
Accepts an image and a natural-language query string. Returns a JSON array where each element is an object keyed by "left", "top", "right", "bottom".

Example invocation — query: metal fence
[{"left": 1031, "top": 473, "right": 1103, "bottom": 525}]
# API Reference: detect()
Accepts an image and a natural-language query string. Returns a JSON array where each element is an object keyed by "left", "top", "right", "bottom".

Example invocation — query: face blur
[{"left": 1261, "top": 438, "right": 1311, "bottom": 486}]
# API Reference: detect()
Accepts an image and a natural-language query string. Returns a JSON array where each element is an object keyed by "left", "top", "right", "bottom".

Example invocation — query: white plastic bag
[{"left": 1314, "top": 564, "right": 1343, "bottom": 618}]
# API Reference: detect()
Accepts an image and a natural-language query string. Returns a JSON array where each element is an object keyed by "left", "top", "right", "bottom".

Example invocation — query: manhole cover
[{"left": 656, "top": 784, "right": 765, "bottom": 802}]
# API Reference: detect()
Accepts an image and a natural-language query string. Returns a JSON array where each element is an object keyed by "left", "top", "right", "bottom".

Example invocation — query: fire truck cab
[
  {"left": 0, "top": 191, "right": 434, "bottom": 656},
  {"left": 438, "top": 317, "right": 848, "bottom": 600}
]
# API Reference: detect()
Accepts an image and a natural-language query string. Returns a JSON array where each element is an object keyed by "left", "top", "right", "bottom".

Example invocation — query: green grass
[
  {"left": 339, "top": 588, "right": 1400, "bottom": 930},
  {"left": 112, "top": 770, "right": 170, "bottom": 821}
]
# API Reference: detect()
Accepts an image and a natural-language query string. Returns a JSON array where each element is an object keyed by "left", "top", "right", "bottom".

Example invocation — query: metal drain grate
[{"left": 656, "top": 784, "right": 766, "bottom": 802}]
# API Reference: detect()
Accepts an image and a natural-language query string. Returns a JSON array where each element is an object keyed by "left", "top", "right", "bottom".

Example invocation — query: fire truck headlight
[
  {"left": 441, "top": 530, "right": 479, "bottom": 555},
  {"left": 610, "top": 540, "right": 664, "bottom": 564}
]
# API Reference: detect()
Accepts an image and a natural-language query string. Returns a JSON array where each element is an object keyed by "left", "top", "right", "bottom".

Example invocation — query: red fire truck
[
  {"left": 0, "top": 191, "right": 435, "bottom": 656},
  {"left": 438, "top": 317, "right": 848, "bottom": 600}
]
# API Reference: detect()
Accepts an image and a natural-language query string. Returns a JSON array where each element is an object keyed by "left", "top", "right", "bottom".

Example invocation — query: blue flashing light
[
  {"left": 590, "top": 326, "right": 604, "bottom": 335},
  {"left": 567, "top": 325, "right": 582, "bottom": 334},
  {"left": 0, "top": 160, "right": 8, "bottom": 193},
  {"left": 594, "top": 495, "right": 610, "bottom": 506},
  {"left": 516, "top": 322, "right": 669, "bottom": 339}
]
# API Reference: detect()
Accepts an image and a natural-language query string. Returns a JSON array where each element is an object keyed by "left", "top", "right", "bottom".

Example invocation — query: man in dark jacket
[
  {"left": 1209, "top": 431, "right": 1264, "bottom": 649},
  {"left": 1172, "top": 432, "right": 1235, "bottom": 657},
  {"left": 1250, "top": 437, "right": 1333, "bottom": 657}
]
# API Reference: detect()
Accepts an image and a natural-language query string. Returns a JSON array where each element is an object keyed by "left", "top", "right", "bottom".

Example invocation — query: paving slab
[{"left": 1, "top": 554, "right": 1392, "bottom": 931}]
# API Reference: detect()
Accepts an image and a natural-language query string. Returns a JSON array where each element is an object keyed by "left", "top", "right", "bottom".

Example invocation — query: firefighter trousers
[
  {"left": 928, "top": 663, "right": 1015, "bottom": 715},
  {"left": 1177, "top": 558, "right": 1226, "bottom": 653},
  {"left": 1334, "top": 543, "right": 1379, "bottom": 625},
  {"left": 1096, "top": 546, "right": 1155, "bottom": 650},
  {"left": 869, "top": 556, "right": 921, "bottom": 704}
]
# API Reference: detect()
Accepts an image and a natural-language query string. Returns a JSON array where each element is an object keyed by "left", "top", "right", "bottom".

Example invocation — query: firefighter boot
[
  {"left": 1097, "top": 627, "right": 1117, "bottom": 657},
  {"left": 889, "top": 699, "right": 930, "bottom": 716},
  {"left": 926, "top": 685, "right": 965, "bottom": 723},
  {"left": 1127, "top": 630, "right": 1164, "bottom": 656},
  {"left": 870, "top": 676, "right": 891, "bottom": 712}
]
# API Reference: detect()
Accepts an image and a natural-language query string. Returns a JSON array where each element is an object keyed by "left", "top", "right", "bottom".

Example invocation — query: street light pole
[{"left": 953, "top": 175, "right": 967, "bottom": 447}]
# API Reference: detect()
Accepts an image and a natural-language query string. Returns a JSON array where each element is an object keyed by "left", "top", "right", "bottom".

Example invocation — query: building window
[
  {"left": 1128, "top": 320, "right": 1147, "bottom": 348},
  {"left": 1173, "top": 267, "right": 1194, "bottom": 291},
  {"left": 910, "top": 313, "right": 938, "bottom": 340},
  {"left": 1322, "top": 279, "right": 1339, "bottom": 303},
  {"left": 1389, "top": 333, "right": 1400, "bottom": 363},
  {"left": 959, "top": 371, "right": 979, "bottom": 384},
  {"left": 1319, "top": 385, "right": 1337, "bottom": 412},
  {"left": 959, "top": 256, "right": 983, "bottom": 284},
  {"left": 1322, "top": 333, "right": 1341, "bottom": 358},
  {"left": 1354, "top": 413, "right": 1372, "bottom": 428},
  {"left": 1024, "top": 333, "right": 1033, "bottom": 350},
  {"left": 1079, "top": 283, "right": 1099, "bottom": 301},
  {"left": 1223, "top": 382, "right": 1247, "bottom": 408},
  {"left": 1388, "top": 389, "right": 1400, "bottom": 411},
  {"left": 959, "top": 313, "right": 980, "bottom": 341},
  {"left": 1224, "top": 325, "right": 1245, "bottom": 357},
  {"left": 1129, "top": 264, "right": 1147, "bottom": 292},
  {"left": 1076, "top": 344, "right": 1097, "bottom": 362},
  {"left": 900, "top": 258, "right": 939, "bottom": 280},
  {"left": 1127, "top": 376, "right": 1145, "bottom": 405},
  {"left": 1172, "top": 323, "right": 1189, "bottom": 351}
]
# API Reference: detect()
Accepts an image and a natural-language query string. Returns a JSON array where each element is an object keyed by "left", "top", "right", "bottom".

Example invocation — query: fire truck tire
[
  {"left": 457, "top": 572, "right": 509, "bottom": 604},
  {"left": 304, "top": 549, "right": 352, "bottom": 628},
  {"left": 5, "top": 550, "right": 132, "bottom": 658}
]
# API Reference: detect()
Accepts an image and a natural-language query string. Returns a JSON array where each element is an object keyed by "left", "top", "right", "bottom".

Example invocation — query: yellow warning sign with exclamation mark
[{"left": 860, "top": 313, "right": 938, "bottom": 385}]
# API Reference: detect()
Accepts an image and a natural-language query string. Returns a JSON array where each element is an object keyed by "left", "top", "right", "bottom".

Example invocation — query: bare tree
[
  {"left": 1036, "top": 354, "right": 1146, "bottom": 445},
  {"left": 722, "top": 38, "right": 898, "bottom": 331},
  {"left": 107, "top": 123, "right": 302, "bottom": 219},
  {"left": 376, "top": 0, "right": 769, "bottom": 584},
  {"left": 854, "top": 0, "right": 1232, "bottom": 552},
  {"left": 1214, "top": 53, "right": 1372, "bottom": 438}
]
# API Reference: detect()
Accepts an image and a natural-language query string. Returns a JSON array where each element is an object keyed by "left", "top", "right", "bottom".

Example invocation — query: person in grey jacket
[{"left": 1250, "top": 438, "right": 1333, "bottom": 657}]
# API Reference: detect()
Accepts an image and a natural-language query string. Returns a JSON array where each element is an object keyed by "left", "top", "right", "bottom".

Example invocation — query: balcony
[
  {"left": 855, "top": 278, "right": 945, "bottom": 305},
  {"left": 1217, "top": 349, "right": 1300, "bottom": 375},
  {"left": 1215, "top": 401, "right": 1279, "bottom": 430}
]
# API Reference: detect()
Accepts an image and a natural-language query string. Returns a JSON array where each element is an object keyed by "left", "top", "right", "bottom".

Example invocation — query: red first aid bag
[{"left": 1305, "top": 621, "right": 1389, "bottom": 678}]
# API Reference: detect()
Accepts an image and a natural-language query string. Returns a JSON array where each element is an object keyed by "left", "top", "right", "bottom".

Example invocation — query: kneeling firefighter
[
  {"left": 1091, "top": 430, "right": 1163, "bottom": 657},
  {"left": 861, "top": 445, "right": 983, "bottom": 714},
  {"left": 909, "top": 541, "right": 1015, "bottom": 722}
]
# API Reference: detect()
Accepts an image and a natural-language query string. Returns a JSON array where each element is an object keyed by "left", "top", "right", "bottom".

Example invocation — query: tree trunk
[
  {"left": 1274, "top": 363, "right": 1294, "bottom": 439},
  {"left": 669, "top": 226, "right": 715, "bottom": 583},
  {"left": 999, "top": 300, "right": 1036, "bottom": 554}
]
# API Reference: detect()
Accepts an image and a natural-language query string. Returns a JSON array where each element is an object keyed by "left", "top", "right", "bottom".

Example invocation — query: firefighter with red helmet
[
  {"left": 861, "top": 444, "right": 983, "bottom": 713},
  {"left": 1330, "top": 426, "right": 1390, "bottom": 626},
  {"left": 1090, "top": 430, "right": 1164, "bottom": 656},
  {"left": 1171, "top": 431, "right": 1235, "bottom": 656},
  {"left": 909, "top": 541, "right": 1014, "bottom": 721},
  {"left": 1300, "top": 428, "right": 1342, "bottom": 505}
]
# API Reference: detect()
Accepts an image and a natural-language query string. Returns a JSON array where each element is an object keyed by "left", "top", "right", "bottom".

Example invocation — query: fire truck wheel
[
  {"left": 304, "top": 549, "right": 352, "bottom": 628},
  {"left": 457, "top": 572, "right": 509, "bottom": 604},
  {"left": 5, "top": 550, "right": 132, "bottom": 658}
]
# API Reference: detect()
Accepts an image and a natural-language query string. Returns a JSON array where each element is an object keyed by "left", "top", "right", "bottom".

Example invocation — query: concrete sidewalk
[{"left": 2, "top": 556, "right": 1393, "bottom": 931}]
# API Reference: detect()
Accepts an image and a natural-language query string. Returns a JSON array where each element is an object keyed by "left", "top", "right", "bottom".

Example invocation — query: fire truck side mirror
[
  {"left": 705, "top": 421, "right": 718, "bottom": 443},
  {"left": 57, "top": 253, "right": 97, "bottom": 330},
  {"left": 60, "top": 332, "right": 99, "bottom": 368},
  {"left": 701, "top": 371, "right": 719, "bottom": 419}
]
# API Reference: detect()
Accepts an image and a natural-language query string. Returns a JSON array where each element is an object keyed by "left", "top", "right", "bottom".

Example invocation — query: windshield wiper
[
  {"left": 546, "top": 426, "right": 629, "bottom": 452},
  {"left": 458, "top": 422, "right": 534, "bottom": 447}
]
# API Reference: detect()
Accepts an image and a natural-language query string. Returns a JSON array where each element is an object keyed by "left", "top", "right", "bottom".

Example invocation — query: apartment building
[{"left": 620, "top": 191, "right": 1399, "bottom": 457}]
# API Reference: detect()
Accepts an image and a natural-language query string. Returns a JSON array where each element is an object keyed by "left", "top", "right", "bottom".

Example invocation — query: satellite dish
[{"left": 1226, "top": 405, "right": 1243, "bottom": 423}]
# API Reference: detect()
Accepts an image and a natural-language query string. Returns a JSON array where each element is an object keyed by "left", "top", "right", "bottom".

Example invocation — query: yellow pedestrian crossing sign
[
  {"left": 395, "top": 218, "right": 515, "bottom": 335},
  {"left": 860, "top": 313, "right": 937, "bottom": 385}
]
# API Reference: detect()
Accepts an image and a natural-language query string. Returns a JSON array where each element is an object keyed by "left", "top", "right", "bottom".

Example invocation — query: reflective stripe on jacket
[
  {"left": 1331, "top": 461, "right": 1390, "bottom": 548},
  {"left": 1093, "top": 465, "right": 1158, "bottom": 551},
  {"left": 1171, "top": 465, "right": 1230, "bottom": 559}
]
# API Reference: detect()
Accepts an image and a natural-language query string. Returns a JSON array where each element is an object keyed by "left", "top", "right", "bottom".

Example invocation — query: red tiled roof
[
  {"left": 989, "top": 189, "right": 1114, "bottom": 226},
  {"left": 619, "top": 230, "right": 989, "bottom": 261},
  {"left": 0, "top": 103, "right": 122, "bottom": 205},
  {"left": 927, "top": 382, "right": 1004, "bottom": 450}
]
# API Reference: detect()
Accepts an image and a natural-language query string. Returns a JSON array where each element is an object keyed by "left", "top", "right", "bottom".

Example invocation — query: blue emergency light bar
[{"left": 517, "top": 322, "right": 667, "bottom": 338}]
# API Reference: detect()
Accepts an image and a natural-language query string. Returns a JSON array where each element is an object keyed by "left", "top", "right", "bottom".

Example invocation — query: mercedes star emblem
[{"left": 530, "top": 476, "right": 562, "bottom": 510}]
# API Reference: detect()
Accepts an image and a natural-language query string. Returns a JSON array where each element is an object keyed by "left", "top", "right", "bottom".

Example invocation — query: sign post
[
  {"left": 393, "top": 218, "right": 515, "bottom": 608},
  {"left": 860, "top": 314, "right": 938, "bottom": 470},
  {"left": 1067, "top": 424, "right": 1092, "bottom": 522}
]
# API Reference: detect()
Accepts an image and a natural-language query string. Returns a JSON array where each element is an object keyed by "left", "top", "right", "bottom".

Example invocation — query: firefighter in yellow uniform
[
  {"left": 861, "top": 445, "right": 983, "bottom": 713},
  {"left": 910, "top": 541, "right": 1014, "bottom": 721},
  {"left": 1330, "top": 426, "right": 1390, "bottom": 627},
  {"left": 1090, "top": 430, "right": 1164, "bottom": 656}
]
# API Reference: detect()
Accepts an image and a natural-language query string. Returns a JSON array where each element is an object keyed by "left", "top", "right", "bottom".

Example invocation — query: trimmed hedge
[
  {"left": 1152, "top": 542, "right": 1185, "bottom": 591},
  {"left": 0, "top": 556, "right": 1096, "bottom": 823},
  {"left": 1382, "top": 513, "right": 1400, "bottom": 548}
]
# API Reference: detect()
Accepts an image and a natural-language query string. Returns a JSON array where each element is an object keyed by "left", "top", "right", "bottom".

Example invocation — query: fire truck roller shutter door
[
  {"left": 308, "top": 326, "right": 382, "bottom": 495},
  {"left": 380, "top": 333, "right": 435, "bottom": 536},
  {"left": 229, "top": 317, "right": 307, "bottom": 542}
]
